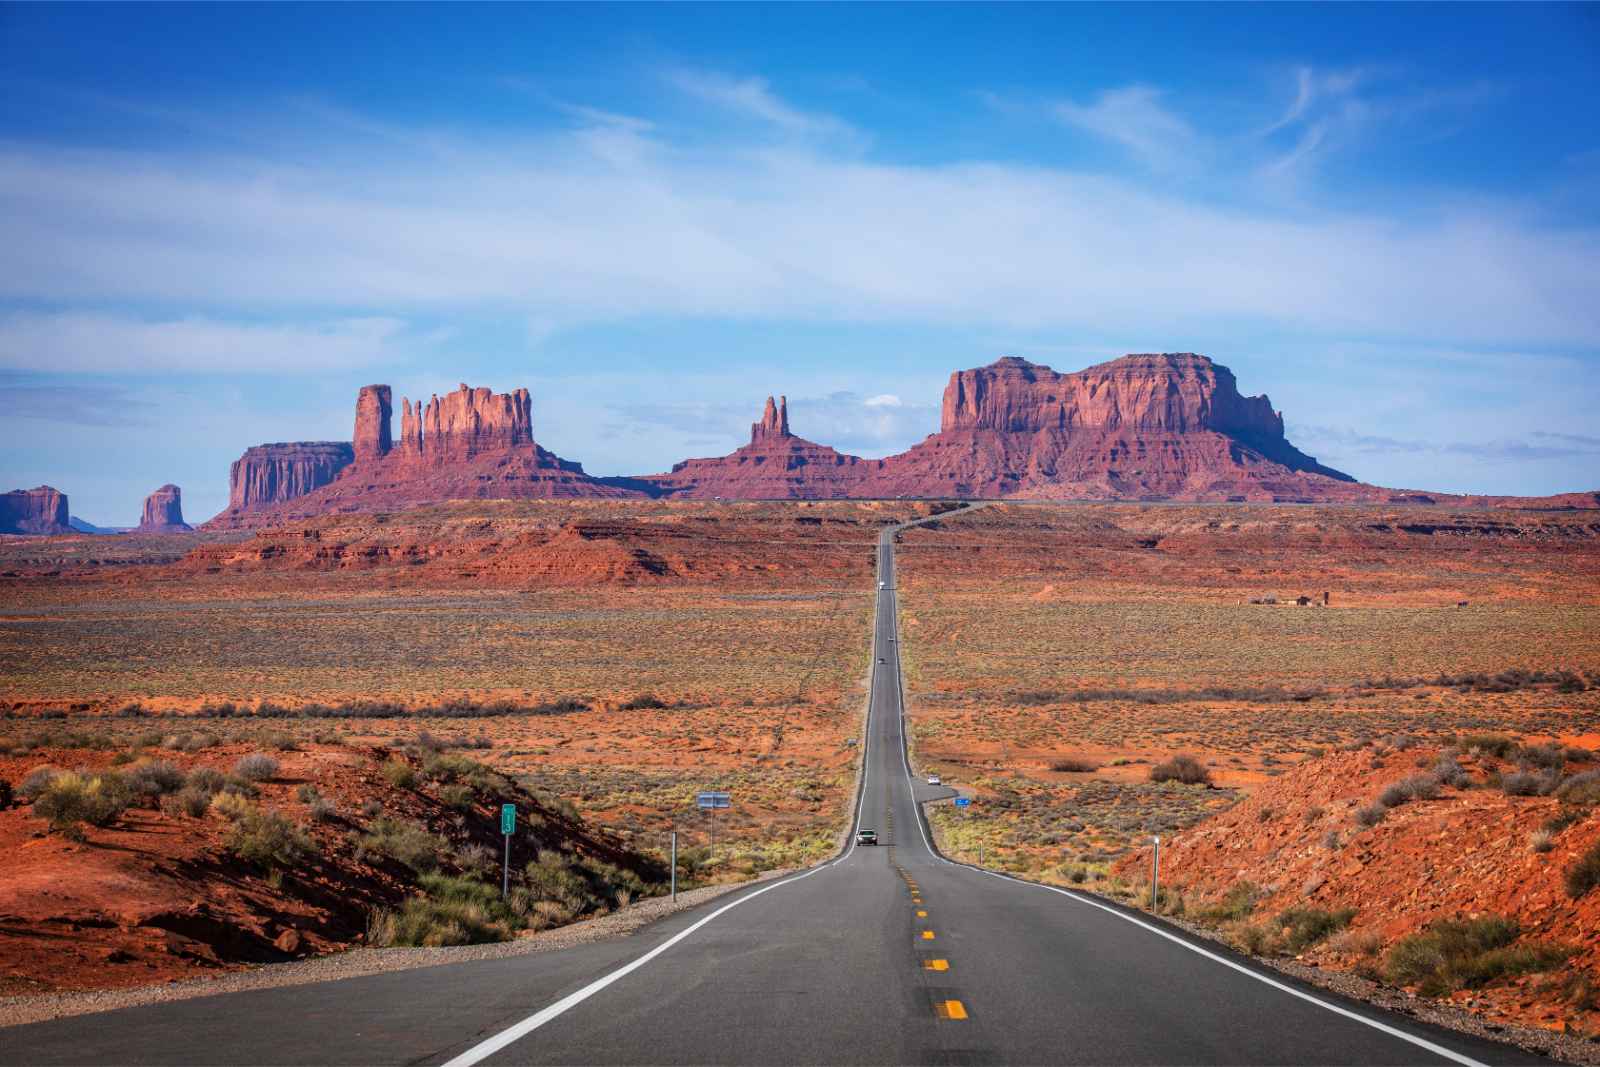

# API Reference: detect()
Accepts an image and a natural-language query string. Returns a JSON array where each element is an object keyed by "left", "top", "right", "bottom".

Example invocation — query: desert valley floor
[{"left": 3, "top": 500, "right": 1600, "bottom": 1047}]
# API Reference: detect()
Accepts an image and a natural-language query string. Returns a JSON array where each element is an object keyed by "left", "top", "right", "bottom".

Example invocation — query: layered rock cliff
[
  {"left": 224, "top": 442, "right": 356, "bottom": 514},
  {"left": 137, "top": 484, "right": 192, "bottom": 533},
  {"left": 0, "top": 486, "right": 71, "bottom": 535}
]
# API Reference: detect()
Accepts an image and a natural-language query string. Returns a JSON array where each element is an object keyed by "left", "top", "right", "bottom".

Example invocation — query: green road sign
[{"left": 501, "top": 804, "right": 516, "bottom": 835}]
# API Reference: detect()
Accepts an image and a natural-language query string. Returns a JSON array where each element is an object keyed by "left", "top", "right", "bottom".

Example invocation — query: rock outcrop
[
  {"left": 137, "top": 485, "right": 191, "bottom": 533},
  {"left": 851, "top": 353, "right": 1360, "bottom": 501},
  {"left": 638, "top": 396, "right": 885, "bottom": 500},
  {"left": 0, "top": 486, "right": 71, "bottom": 535},
  {"left": 222, "top": 442, "right": 356, "bottom": 516},
  {"left": 404, "top": 384, "right": 534, "bottom": 462},
  {"left": 206, "top": 383, "right": 629, "bottom": 527},
  {"left": 353, "top": 385, "right": 392, "bottom": 463}
]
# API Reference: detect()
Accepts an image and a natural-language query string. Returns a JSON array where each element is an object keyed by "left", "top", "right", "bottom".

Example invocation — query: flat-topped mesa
[
  {"left": 227, "top": 442, "right": 356, "bottom": 511},
  {"left": 750, "top": 396, "right": 792, "bottom": 445},
  {"left": 0, "top": 485, "right": 70, "bottom": 535},
  {"left": 940, "top": 354, "right": 1285, "bottom": 439},
  {"left": 353, "top": 385, "right": 393, "bottom": 463},
  {"left": 137, "top": 484, "right": 191, "bottom": 532},
  {"left": 399, "top": 383, "right": 533, "bottom": 464}
]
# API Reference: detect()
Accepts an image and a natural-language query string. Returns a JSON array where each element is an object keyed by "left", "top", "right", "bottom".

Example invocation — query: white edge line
[
  {"left": 967, "top": 868, "right": 1486, "bottom": 1067},
  {"left": 886, "top": 509, "right": 1485, "bottom": 1067},
  {"left": 439, "top": 865, "right": 829, "bottom": 1067}
]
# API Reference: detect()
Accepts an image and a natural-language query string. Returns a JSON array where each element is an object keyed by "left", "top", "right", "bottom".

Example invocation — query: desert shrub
[
  {"left": 619, "top": 694, "right": 667, "bottom": 711},
  {"left": 184, "top": 767, "right": 227, "bottom": 795},
  {"left": 34, "top": 772, "right": 131, "bottom": 834},
  {"left": 421, "top": 754, "right": 475, "bottom": 784},
  {"left": 162, "top": 786, "right": 213, "bottom": 818},
  {"left": 1519, "top": 743, "right": 1566, "bottom": 770},
  {"left": 381, "top": 759, "right": 418, "bottom": 789},
  {"left": 1530, "top": 830, "right": 1555, "bottom": 853},
  {"left": 265, "top": 732, "right": 301, "bottom": 752},
  {"left": 1149, "top": 755, "right": 1211, "bottom": 786},
  {"left": 18, "top": 765, "right": 62, "bottom": 801},
  {"left": 220, "top": 776, "right": 259, "bottom": 799},
  {"left": 1234, "top": 924, "right": 1272, "bottom": 956},
  {"left": 1556, "top": 771, "right": 1600, "bottom": 807},
  {"left": 367, "top": 874, "right": 515, "bottom": 947},
  {"left": 1432, "top": 755, "right": 1470, "bottom": 789},
  {"left": 1546, "top": 810, "right": 1584, "bottom": 835},
  {"left": 1386, "top": 916, "right": 1570, "bottom": 996},
  {"left": 360, "top": 799, "right": 384, "bottom": 818},
  {"left": 1354, "top": 805, "right": 1387, "bottom": 828},
  {"left": 1198, "top": 881, "right": 1260, "bottom": 923},
  {"left": 1331, "top": 928, "right": 1384, "bottom": 958},
  {"left": 1050, "top": 757, "right": 1100, "bottom": 773},
  {"left": 1565, "top": 842, "right": 1600, "bottom": 899},
  {"left": 359, "top": 818, "right": 444, "bottom": 873},
  {"left": 1276, "top": 906, "right": 1357, "bottom": 953},
  {"left": 455, "top": 842, "right": 494, "bottom": 873},
  {"left": 525, "top": 850, "right": 594, "bottom": 911},
  {"left": 210, "top": 791, "right": 256, "bottom": 821},
  {"left": 1322, "top": 829, "right": 1341, "bottom": 850},
  {"left": 1377, "top": 775, "right": 1439, "bottom": 809},
  {"left": 307, "top": 796, "right": 337, "bottom": 822},
  {"left": 1459, "top": 734, "right": 1517, "bottom": 758},
  {"left": 295, "top": 784, "right": 321, "bottom": 803},
  {"left": 440, "top": 784, "right": 475, "bottom": 811},
  {"left": 1501, "top": 771, "right": 1558, "bottom": 797},
  {"left": 233, "top": 753, "right": 279, "bottom": 782},
  {"left": 125, "top": 760, "right": 185, "bottom": 804},
  {"left": 227, "top": 809, "right": 315, "bottom": 870}
]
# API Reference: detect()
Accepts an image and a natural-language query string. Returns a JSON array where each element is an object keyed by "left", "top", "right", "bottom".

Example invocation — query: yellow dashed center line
[
  {"left": 923, "top": 959, "right": 949, "bottom": 972},
  {"left": 916, "top": 909, "right": 928, "bottom": 918},
  {"left": 921, "top": 930, "right": 936, "bottom": 940},
  {"left": 936, "top": 999, "right": 969, "bottom": 1021}
]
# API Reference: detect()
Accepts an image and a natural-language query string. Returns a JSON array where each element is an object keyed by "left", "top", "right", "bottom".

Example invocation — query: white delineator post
[
  {"left": 1150, "top": 835, "right": 1161, "bottom": 910},
  {"left": 670, "top": 831, "right": 678, "bottom": 902}
]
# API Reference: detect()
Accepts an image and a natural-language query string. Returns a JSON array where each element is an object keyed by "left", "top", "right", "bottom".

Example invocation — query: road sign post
[
  {"left": 501, "top": 804, "right": 516, "bottom": 899},
  {"left": 695, "top": 792, "right": 731, "bottom": 859},
  {"left": 670, "top": 831, "right": 677, "bottom": 902}
]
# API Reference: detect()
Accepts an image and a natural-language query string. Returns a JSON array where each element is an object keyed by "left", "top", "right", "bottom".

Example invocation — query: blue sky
[{"left": 2, "top": 3, "right": 1597, "bottom": 523}]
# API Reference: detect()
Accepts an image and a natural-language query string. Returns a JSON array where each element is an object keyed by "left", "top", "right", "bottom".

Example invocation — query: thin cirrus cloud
[
  {"left": 0, "top": 313, "right": 409, "bottom": 374},
  {"left": 1052, "top": 85, "right": 1204, "bottom": 173},
  {"left": 664, "top": 68, "right": 856, "bottom": 138}
]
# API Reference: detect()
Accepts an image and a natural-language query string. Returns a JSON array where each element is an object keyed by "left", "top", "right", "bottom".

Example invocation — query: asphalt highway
[{"left": 2, "top": 507, "right": 1547, "bottom": 1066}]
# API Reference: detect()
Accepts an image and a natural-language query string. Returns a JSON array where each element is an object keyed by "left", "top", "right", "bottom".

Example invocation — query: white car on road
[{"left": 926, "top": 773, "right": 941, "bottom": 785}]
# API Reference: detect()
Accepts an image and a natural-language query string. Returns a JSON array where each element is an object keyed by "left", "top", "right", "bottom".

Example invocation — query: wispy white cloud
[
  {"left": 666, "top": 68, "right": 854, "bottom": 138},
  {"left": 0, "top": 313, "right": 409, "bottom": 374},
  {"left": 1053, "top": 86, "right": 1203, "bottom": 173}
]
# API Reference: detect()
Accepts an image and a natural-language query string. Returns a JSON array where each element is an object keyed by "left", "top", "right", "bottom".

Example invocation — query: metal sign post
[
  {"left": 670, "top": 831, "right": 678, "bottom": 902},
  {"left": 500, "top": 804, "right": 516, "bottom": 900},
  {"left": 695, "top": 792, "right": 731, "bottom": 859}
]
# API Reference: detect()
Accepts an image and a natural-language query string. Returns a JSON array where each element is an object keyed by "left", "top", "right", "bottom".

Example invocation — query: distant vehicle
[
  {"left": 845, "top": 737, "right": 858, "bottom": 746},
  {"left": 878, "top": 581, "right": 886, "bottom": 589},
  {"left": 856, "top": 828, "right": 878, "bottom": 846},
  {"left": 878, "top": 656, "right": 886, "bottom": 663},
  {"left": 926, "top": 773, "right": 941, "bottom": 785}
]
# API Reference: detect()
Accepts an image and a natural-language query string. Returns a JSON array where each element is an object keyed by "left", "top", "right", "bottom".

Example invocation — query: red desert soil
[
  {"left": 1118, "top": 743, "right": 1600, "bottom": 1035},
  {"left": 0, "top": 743, "right": 659, "bottom": 996}
]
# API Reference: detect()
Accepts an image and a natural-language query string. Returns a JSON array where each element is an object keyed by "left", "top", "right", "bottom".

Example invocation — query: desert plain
[{"left": 3, "top": 498, "right": 1600, "bottom": 1041}]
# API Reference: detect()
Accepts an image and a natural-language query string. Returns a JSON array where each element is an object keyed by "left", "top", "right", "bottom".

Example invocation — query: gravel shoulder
[{"left": 0, "top": 873, "right": 792, "bottom": 1030}]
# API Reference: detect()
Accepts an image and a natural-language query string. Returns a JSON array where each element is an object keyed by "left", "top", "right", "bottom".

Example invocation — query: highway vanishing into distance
[{"left": 2, "top": 507, "right": 1547, "bottom": 1066}]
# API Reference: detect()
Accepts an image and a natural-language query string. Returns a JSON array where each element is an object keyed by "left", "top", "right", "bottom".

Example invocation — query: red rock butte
[
  {"left": 0, "top": 485, "right": 71, "bottom": 535},
  {"left": 207, "top": 383, "right": 627, "bottom": 528},
  {"left": 137, "top": 484, "right": 192, "bottom": 533},
  {"left": 200, "top": 352, "right": 1598, "bottom": 527}
]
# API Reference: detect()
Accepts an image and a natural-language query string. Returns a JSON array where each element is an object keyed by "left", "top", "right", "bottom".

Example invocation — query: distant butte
[
  {"left": 137, "top": 484, "right": 192, "bottom": 533},
  {"left": 199, "top": 352, "right": 1599, "bottom": 527}
]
